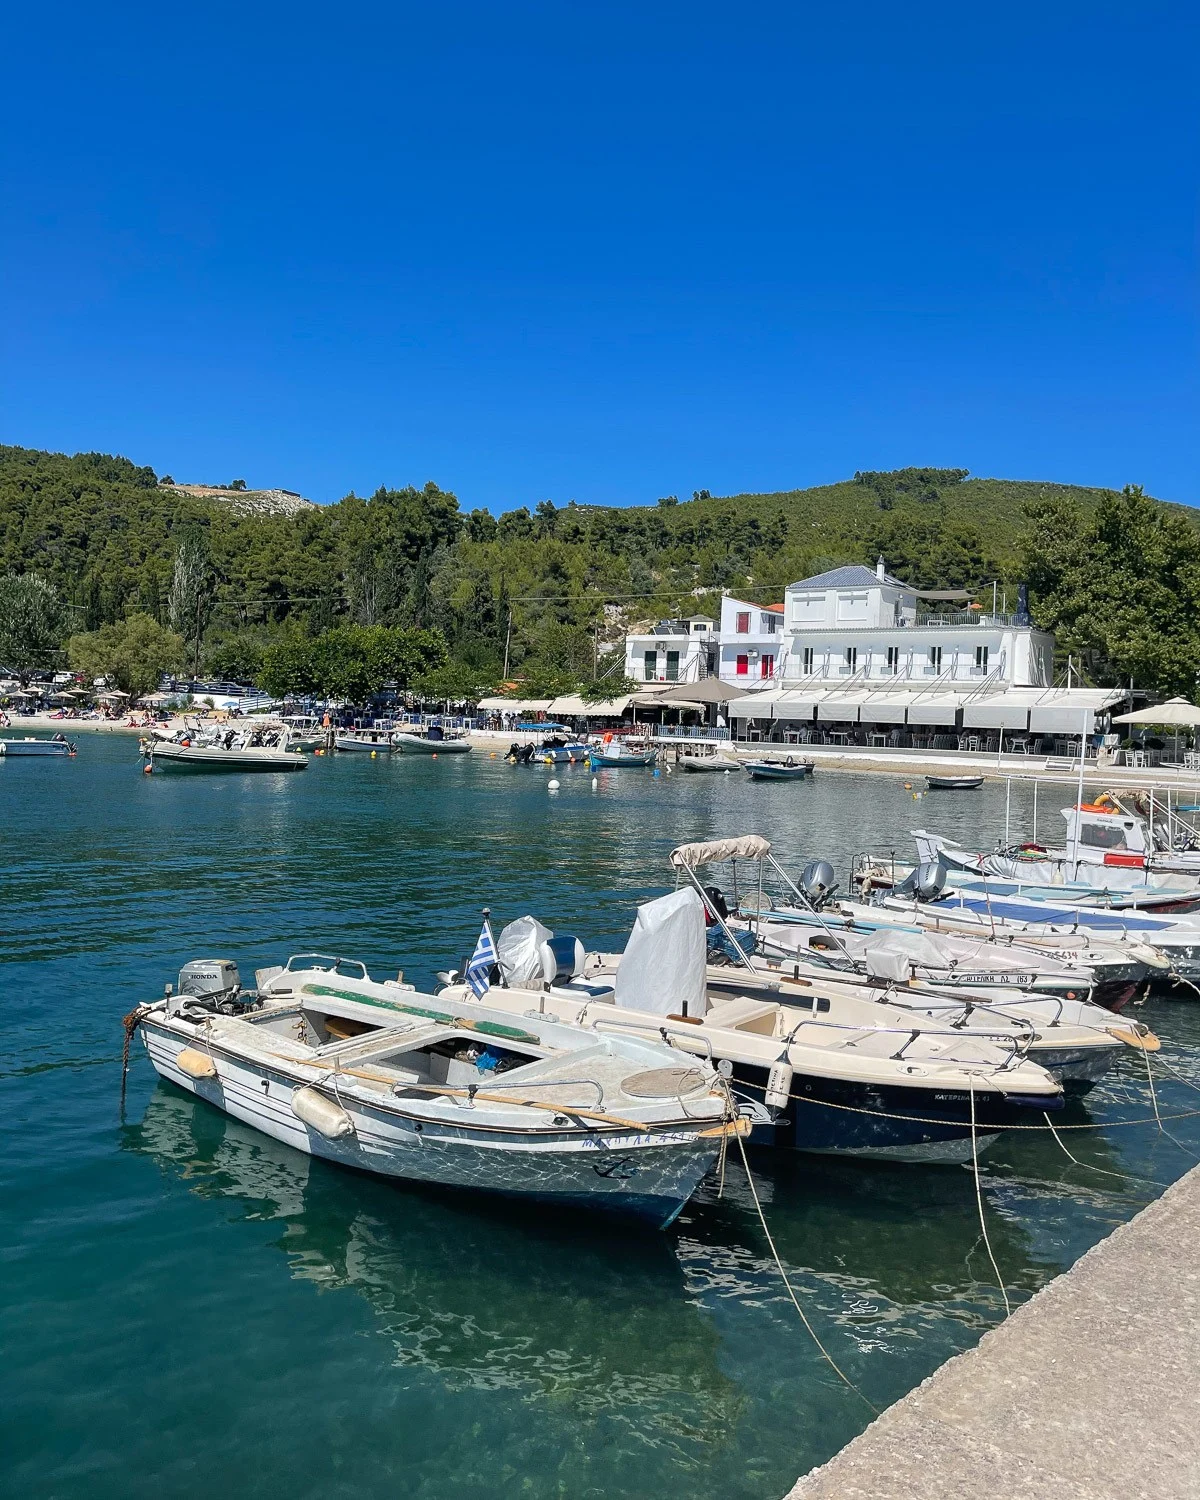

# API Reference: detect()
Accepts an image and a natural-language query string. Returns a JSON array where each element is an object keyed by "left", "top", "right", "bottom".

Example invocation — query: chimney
[{"left": 876, "top": 555, "right": 886, "bottom": 581}]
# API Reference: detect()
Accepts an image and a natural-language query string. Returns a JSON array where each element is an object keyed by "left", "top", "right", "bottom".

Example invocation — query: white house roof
[{"left": 787, "top": 564, "right": 910, "bottom": 591}]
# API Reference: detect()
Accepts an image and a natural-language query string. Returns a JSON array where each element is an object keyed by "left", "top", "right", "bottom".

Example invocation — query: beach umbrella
[
  {"left": 1112, "top": 697, "right": 1200, "bottom": 726},
  {"left": 1112, "top": 697, "right": 1200, "bottom": 763}
]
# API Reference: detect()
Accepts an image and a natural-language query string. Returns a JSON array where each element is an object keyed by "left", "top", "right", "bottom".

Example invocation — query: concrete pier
[{"left": 787, "top": 1163, "right": 1200, "bottom": 1500}]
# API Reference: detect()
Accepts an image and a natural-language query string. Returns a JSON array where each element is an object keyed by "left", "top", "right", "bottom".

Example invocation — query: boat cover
[
  {"left": 497, "top": 915, "right": 554, "bottom": 986},
  {"left": 616, "top": 889, "right": 707, "bottom": 1017},
  {"left": 860, "top": 929, "right": 952, "bottom": 980},
  {"left": 670, "top": 835, "right": 772, "bottom": 869}
]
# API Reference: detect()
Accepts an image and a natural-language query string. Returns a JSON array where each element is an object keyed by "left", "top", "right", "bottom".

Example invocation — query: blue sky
[{"left": 1, "top": 2, "right": 1195, "bottom": 510}]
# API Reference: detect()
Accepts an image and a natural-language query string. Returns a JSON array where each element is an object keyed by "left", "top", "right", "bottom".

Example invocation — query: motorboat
[
  {"left": 334, "top": 727, "right": 394, "bottom": 753},
  {"left": 0, "top": 732, "right": 75, "bottom": 757},
  {"left": 925, "top": 775, "right": 983, "bottom": 790},
  {"left": 392, "top": 725, "right": 472, "bottom": 754},
  {"left": 132, "top": 954, "right": 744, "bottom": 1229},
  {"left": 916, "top": 796, "right": 1200, "bottom": 884},
  {"left": 666, "top": 837, "right": 1143, "bottom": 1087},
  {"left": 144, "top": 723, "right": 307, "bottom": 772},
  {"left": 743, "top": 758, "right": 813, "bottom": 781},
  {"left": 280, "top": 714, "right": 323, "bottom": 751},
  {"left": 589, "top": 741, "right": 657, "bottom": 768},
  {"left": 438, "top": 895, "right": 1065, "bottom": 1164}
]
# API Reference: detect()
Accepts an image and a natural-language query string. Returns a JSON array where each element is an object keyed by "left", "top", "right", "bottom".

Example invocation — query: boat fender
[
  {"left": 176, "top": 1048, "right": 217, "bottom": 1079},
  {"left": 291, "top": 1085, "right": 355, "bottom": 1140},
  {"left": 765, "top": 1061, "right": 794, "bottom": 1112}
]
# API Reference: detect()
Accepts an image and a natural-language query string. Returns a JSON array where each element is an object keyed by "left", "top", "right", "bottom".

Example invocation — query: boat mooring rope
[
  {"left": 968, "top": 1083, "right": 1011, "bottom": 1317},
  {"left": 722, "top": 1086, "right": 878, "bottom": 1417},
  {"left": 119, "top": 1006, "right": 147, "bottom": 1113}
]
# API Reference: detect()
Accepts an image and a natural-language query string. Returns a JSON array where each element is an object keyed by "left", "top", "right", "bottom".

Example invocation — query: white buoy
[
  {"left": 548, "top": 778, "right": 560, "bottom": 791},
  {"left": 591, "top": 777, "right": 598, "bottom": 789}
]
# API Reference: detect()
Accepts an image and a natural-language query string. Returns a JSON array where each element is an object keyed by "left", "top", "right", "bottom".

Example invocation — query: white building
[
  {"left": 718, "top": 595, "right": 786, "bottom": 684},
  {"left": 726, "top": 560, "right": 1122, "bottom": 741},
  {"left": 624, "top": 616, "right": 716, "bottom": 683}
]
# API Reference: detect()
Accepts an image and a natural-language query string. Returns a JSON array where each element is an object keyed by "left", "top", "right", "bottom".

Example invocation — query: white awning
[
  {"left": 763, "top": 687, "right": 831, "bottom": 721},
  {"left": 1028, "top": 689, "right": 1125, "bottom": 736},
  {"left": 906, "top": 694, "right": 967, "bottom": 726},
  {"left": 726, "top": 688, "right": 792, "bottom": 718},
  {"left": 816, "top": 693, "right": 869, "bottom": 723},
  {"left": 856, "top": 693, "right": 910, "bottom": 725},
  {"left": 477, "top": 697, "right": 553, "bottom": 713},
  {"left": 962, "top": 695, "right": 1034, "bottom": 731},
  {"left": 546, "top": 694, "right": 631, "bottom": 716}
]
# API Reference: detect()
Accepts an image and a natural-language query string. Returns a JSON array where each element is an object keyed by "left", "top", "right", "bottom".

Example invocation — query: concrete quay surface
[{"left": 786, "top": 1162, "right": 1200, "bottom": 1500}]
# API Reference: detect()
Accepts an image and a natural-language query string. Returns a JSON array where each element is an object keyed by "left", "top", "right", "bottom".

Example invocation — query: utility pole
[{"left": 502, "top": 608, "right": 513, "bottom": 680}]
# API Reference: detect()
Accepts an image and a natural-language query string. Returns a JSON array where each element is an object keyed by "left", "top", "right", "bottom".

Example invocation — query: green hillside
[{"left": 2, "top": 443, "right": 1195, "bottom": 694}]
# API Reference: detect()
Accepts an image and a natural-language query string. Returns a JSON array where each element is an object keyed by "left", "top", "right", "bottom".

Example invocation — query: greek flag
[{"left": 465, "top": 917, "right": 497, "bottom": 997}]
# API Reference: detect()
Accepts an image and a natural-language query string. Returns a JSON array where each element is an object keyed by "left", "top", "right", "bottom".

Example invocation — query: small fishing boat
[
  {"left": 744, "top": 758, "right": 812, "bottom": 781},
  {"left": 0, "top": 733, "right": 75, "bottom": 757},
  {"left": 334, "top": 727, "right": 394, "bottom": 753},
  {"left": 677, "top": 752, "right": 737, "bottom": 773},
  {"left": 539, "top": 736, "right": 591, "bottom": 764},
  {"left": 392, "top": 726, "right": 472, "bottom": 755},
  {"left": 588, "top": 743, "right": 656, "bottom": 768},
  {"left": 131, "top": 954, "right": 745, "bottom": 1228},
  {"left": 925, "top": 775, "right": 984, "bottom": 790}
]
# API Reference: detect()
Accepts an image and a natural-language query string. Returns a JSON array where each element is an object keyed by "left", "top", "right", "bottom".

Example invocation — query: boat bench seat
[{"left": 704, "top": 997, "right": 779, "bottom": 1035}]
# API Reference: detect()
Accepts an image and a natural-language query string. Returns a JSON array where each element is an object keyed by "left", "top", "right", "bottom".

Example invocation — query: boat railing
[
  {"left": 585, "top": 1012, "right": 716, "bottom": 1064},
  {"left": 780, "top": 1013, "right": 1032, "bottom": 1069}
]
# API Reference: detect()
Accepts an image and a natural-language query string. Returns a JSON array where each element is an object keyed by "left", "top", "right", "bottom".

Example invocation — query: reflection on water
[
  {"left": 5, "top": 738, "right": 1200, "bottom": 1500},
  {"left": 130, "top": 1084, "right": 745, "bottom": 1446}
]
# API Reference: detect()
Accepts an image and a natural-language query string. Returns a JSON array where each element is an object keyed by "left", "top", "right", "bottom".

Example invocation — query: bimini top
[{"left": 670, "top": 834, "right": 772, "bottom": 869}]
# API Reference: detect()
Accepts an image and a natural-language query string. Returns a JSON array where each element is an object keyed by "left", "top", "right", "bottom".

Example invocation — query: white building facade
[{"left": 623, "top": 616, "right": 717, "bottom": 683}]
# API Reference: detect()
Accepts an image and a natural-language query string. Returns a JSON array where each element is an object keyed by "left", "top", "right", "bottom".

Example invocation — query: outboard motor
[
  {"left": 893, "top": 860, "right": 948, "bottom": 904},
  {"left": 798, "top": 859, "right": 837, "bottom": 909},
  {"left": 702, "top": 885, "right": 730, "bottom": 920},
  {"left": 169, "top": 959, "right": 247, "bottom": 1017}
]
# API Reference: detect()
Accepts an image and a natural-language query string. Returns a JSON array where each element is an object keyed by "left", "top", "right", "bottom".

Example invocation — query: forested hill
[{"left": 2, "top": 442, "right": 1195, "bottom": 692}]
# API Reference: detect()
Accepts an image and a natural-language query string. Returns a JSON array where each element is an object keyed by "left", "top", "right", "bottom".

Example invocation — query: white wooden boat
[
  {"left": 392, "top": 728, "right": 472, "bottom": 755},
  {"left": 133, "top": 955, "right": 743, "bottom": 1227},
  {"left": 676, "top": 753, "right": 737, "bottom": 773},
  {"left": 145, "top": 724, "right": 306, "bottom": 772}
]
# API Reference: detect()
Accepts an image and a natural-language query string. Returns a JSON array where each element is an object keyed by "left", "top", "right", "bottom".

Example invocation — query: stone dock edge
[{"left": 786, "top": 1160, "right": 1200, "bottom": 1500}]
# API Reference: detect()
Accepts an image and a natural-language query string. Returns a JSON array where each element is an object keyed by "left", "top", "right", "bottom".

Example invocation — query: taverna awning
[
  {"left": 477, "top": 697, "right": 553, "bottom": 713},
  {"left": 726, "top": 683, "right": 1127, "bottom": 732},
  {"left": 547, "top": 694, "right": 632, "bottom": 716}
]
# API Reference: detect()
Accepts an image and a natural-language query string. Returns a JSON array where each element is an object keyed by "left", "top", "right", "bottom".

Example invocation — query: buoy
[
  {"left": 432, "top": 753, "right": 437, "bottom": 759},
  {"left": 652, "top": 768, "right": 660, "bottom": 777},
  {"left": 490, "top": 752, "right": 497, "bottom": 758},
  {"left": 548, "top": 778, "right": 560, "bottom": 791},
  {"left": 723, "top": 768, "right": 731, "bottom": 775},
  {"left": 142, "top": 763, "right": 153, "bottom": 774},
  {"left": 370, "top": 750, "right": 377, "bottom": 758},
  {"left": 591, "top": 776, "right": 598, "bottom": 789}
]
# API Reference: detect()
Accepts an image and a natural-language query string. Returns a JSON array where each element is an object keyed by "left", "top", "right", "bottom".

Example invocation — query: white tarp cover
[
  {"left": 860, "top": 929, "right": 953, "bottom": 981},
  {"left": 496, "top": 915, "right": 554, "bottom": 986},
  {"left": 615, "top": 888, "right": 707, "bottom": 1017},
  {"left": 670, "top": 834, "right": 772, "bottom": 868}
]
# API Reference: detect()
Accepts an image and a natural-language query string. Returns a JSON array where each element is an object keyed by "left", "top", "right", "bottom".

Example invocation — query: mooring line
[
  {"left": 720, "top": 1083, "right": 877, "bottom": 1415},
  {"left": 968, "top": 1084, "right": 1011, "bottom": 1317}
]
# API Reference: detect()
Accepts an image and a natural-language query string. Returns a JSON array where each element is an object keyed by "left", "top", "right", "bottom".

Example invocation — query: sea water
[{"left": 3, "top": 738, "right": 1199, "bottom": 1499}]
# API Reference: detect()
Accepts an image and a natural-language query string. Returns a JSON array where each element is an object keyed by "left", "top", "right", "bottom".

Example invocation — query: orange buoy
[{"left": 143, "top": 763, "right": 153, "bottom": 774}]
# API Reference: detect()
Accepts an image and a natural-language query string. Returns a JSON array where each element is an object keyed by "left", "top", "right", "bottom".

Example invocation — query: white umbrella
[{"left": 1112, "top": 697, "right": 1200, "bottom": 726}]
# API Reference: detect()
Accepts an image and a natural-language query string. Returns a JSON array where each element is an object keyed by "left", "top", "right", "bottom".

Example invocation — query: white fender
[{"left": 291, "top": 1085, "right": 355, "bottom": 1140}]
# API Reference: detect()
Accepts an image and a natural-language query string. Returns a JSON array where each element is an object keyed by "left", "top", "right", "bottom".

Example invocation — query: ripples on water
[{"left": 3, "top": 740, "right": 1199, "bottom": 1499}]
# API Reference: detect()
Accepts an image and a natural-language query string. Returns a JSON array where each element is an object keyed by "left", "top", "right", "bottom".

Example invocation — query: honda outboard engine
[
  {"left": 798, "top": 859, "right": 837, "bottom": 909},
  {"left": 168, "top": 959, "right": 247, "bottom": 1017}
]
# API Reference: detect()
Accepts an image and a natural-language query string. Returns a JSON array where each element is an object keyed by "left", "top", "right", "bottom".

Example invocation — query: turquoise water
[{"left": 4, "top": 736, "right": 1200, "bottom": 1499}]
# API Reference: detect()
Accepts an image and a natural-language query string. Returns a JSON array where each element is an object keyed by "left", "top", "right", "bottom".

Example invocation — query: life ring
[{"left": 1079, "top": 794, "right": 1116, "bottom": 813}]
